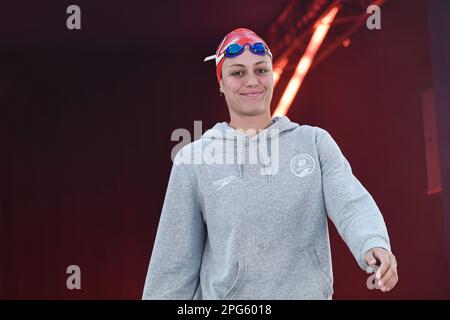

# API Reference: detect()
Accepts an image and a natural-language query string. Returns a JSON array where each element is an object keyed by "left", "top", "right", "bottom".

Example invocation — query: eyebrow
[{"left": 226, "top": 61, "right": 269, "bottom": 69}]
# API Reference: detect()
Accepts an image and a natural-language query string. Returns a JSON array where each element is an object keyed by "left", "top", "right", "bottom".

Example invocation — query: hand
[{"left": 364, "top": 247, "right": 398, "bottom": 292}]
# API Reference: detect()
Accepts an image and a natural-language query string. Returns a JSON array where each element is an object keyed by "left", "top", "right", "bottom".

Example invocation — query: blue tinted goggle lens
[
  {"left": 224, "top": 42, "right": 267, "bottom": 58},
  {"left": 251, "top": 43, "right": 266, "bottom": 54},
  {"left": 227, "top": 43, "right": 243, "bottom": 55}
]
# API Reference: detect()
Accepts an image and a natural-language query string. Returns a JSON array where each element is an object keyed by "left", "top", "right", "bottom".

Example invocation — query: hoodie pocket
[
  {"left": 222, "top": 258, "right": 247, "bottom": 300},
  {"left": 305, "top": 248, "right": 333, "bottom": 298}
]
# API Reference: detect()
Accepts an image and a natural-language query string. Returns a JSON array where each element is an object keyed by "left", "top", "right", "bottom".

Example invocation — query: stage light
[
  {"left": 273, "top": 5, "right": 340, "bottom": 117},
  {"left": 342, "top": 38, "right": 351, "bottom": 47}
]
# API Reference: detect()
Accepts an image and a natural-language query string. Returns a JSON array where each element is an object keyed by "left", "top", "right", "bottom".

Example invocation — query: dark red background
[{"left": 1, "top": 0, "right": 449, "bottom": 299}]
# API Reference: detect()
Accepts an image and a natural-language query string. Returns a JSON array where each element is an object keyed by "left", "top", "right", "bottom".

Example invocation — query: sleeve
[
  {"left": 316, "top": 128, "right": 392, "bottom": 271},
  {"left": 142, "top": 151, "right": 206, "bottom": 299}
]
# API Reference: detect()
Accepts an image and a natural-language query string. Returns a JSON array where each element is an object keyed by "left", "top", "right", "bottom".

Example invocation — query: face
[{"left": 220, "top": 46, "right": 274, "bottom": 117}]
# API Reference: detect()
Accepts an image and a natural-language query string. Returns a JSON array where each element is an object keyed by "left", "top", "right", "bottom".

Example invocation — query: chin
[{"left": 240, "top": 105, "right": 269, "bottom": 116}]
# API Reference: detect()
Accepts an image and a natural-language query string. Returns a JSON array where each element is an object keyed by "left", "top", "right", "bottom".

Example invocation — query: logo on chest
[
  {"left": 213, "top": 175, "right": 237, "bottom": 191},
  {"left": 290, "top": 154, "right": 315, "bottom": 177}
]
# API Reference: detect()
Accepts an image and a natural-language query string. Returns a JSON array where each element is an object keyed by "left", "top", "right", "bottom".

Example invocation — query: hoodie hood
[{"left": 201, "top": 116, "right": 299, "bottom": 182}]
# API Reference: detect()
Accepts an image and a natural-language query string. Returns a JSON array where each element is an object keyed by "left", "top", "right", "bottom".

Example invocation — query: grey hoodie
[{"left": 142, "top": 116, "right": 391, "bottom": 300}]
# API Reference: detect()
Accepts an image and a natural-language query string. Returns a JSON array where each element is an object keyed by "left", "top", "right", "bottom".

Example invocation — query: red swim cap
[{"left": 204, "top": 28, "right": 272, "bottom": 83}]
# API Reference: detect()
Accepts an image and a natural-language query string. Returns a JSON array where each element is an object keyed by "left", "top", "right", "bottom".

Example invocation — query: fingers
[
  {"left": 379, "top": 255, "right": 398, "bottom": 292},
  {"left": 364, "top": 249, "right": 377, "bottom": 266},
  {"left": 381, "top": 272, "right": 398, "bottom": 291},
  {"left": 364, "top": 248, "right": 399, "bottom": 293},
  {"left": 375, "top": 249, "right": 391, "bottom": 280}
]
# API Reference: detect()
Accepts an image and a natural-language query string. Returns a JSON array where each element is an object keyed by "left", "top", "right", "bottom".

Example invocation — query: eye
[
  {"left": 256, "top": 68, "right": 268, "bottom": 75},
  {"left": 231, "top": 70, "right": 244, "bottom": 77}
]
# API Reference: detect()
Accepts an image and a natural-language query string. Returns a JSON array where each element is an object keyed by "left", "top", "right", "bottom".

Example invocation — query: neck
[{"left": 228, "top": 112, "right": 274, "bottom": 137}]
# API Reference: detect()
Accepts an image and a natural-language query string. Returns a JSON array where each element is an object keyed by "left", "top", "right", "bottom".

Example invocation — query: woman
[{"left": 142, "top": 28, "right": 398, "bottom": 299}]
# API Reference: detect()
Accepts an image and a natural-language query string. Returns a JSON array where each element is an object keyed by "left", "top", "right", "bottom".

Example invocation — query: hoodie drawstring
[
  {"left": 260, "top": 135, "right": 272, "bottom": 183},
  {"left": 235, "top": 134, "right": 273, "bottom": 182},
  {"left": 235, "top": 136, "right": 244, "bottom": 179}
]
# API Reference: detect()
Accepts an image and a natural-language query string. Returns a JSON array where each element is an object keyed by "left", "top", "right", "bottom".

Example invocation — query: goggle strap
[
  {"left": 203, "top": 53, "right": 226, "bottom": 65},
  {"left": 203, "top": 54, "right": 216, "bottom": 62},
  {"left": 215, "top": 53, "right": 225, "bottom": 65}
]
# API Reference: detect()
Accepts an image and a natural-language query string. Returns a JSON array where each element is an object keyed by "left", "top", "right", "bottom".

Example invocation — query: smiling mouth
[{"left": 240, "top": 91, "right": 264, "bottom": 98}]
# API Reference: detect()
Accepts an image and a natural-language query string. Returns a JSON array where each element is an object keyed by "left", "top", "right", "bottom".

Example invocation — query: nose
[{"left": 245, "top": 72, "right": 259, "bottom": 87}]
